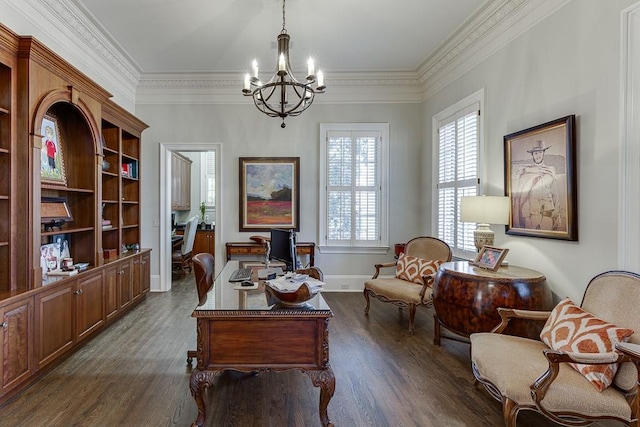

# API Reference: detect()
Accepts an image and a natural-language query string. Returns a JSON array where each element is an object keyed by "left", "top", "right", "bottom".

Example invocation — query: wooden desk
[
  {"left": 432, "top": 261, "right": 552, "bottom": 345},
  {"left": 225, "top": 241, "right": 316, "bottom": 266},
  {"left": 190, "top": 260, "right": 334, "bottom": 426}
]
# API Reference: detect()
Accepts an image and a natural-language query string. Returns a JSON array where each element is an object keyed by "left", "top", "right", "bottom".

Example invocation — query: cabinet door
[
  {"left": 141, "top": 252, "right": 150, "bottom": 294},
  {"left": 171, "top": 152, "right": 181, "bottom": 210},
  {"left": 181, "top": 158, "right": 191, "bottom": 209},
  {"left": 104, "top": 264, "right": 119, "bottom": 321},
  {"left": 132, "top": 256, "right": 142, "bottom": 302},
  {"left": 193, "top": 231, "right": 215, "bottom": 256},
  {"left": 76, "top": 272, "right": 104, "bottom": 342},
  {"left": 36, "top": 282, "right": 75, "bottom": 369},
  {"left": 192, "top": 231, "right": 208, "bottom": 256},
  {"left": 119, "top": 259, "right": 133, "bottom": 310},
  {"left": 1, "top": 296, "right": 33, "bottom": 396}
]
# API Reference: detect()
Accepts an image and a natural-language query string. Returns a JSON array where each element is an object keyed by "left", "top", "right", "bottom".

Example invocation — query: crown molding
[
  {"left": 136, "top": 72, "right": 423, "bottom": 104},
  {"left": 418, "top": 0, "right": 573, "bottom": 100},
  {"left": 16, "top": 0, "right": 572, "bottom": 106}
]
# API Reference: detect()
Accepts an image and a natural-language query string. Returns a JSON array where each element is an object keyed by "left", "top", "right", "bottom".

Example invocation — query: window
[
  {"left": 319, "top": 123, "right": 389, "bottom": 253},
  {"left": 200, "top": 151, "right": 215, "bottom": 208},
  {"left": 433, "top": 90, "right": 484, "bottom": 258}
]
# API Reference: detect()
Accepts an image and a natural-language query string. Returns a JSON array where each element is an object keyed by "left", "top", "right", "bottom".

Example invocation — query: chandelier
[{"left": 242, "top": 0, "right": 326, "bottom": 128}]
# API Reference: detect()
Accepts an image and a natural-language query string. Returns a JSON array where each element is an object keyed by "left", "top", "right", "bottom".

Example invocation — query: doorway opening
[{"left": 159, "top": 143, "right": 222, "bottom": 292}]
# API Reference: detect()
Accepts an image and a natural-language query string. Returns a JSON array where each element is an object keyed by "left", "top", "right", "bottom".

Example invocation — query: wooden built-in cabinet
[
  {"left": 171, "top": 152, "right": 192, "bottom": 210},
  {"left": 193, "top": 229, "right": 215, "bottom": 257},
  {"left": 0, "top": 24, "right": 151, "bottom": 405},
  {"left": 0, "top": 296, "right": 33, "bottom": 396}
]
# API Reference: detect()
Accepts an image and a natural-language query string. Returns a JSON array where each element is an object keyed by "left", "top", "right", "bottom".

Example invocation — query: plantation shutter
[{"left": 437, "top": 104, "right": 480, "bottom": 253}]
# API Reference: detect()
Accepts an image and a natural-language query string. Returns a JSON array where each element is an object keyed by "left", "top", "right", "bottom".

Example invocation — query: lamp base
[{"left": 474, "top": 224, "right": 494, "bottom": 252}]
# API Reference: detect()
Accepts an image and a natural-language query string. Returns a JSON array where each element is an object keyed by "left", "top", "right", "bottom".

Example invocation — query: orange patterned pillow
[
  {"left": 395, "top": 253, "right": 441, "bottom": 285},
  {"left": 540, "top": 298, "right": 634, "bottom": 391}
]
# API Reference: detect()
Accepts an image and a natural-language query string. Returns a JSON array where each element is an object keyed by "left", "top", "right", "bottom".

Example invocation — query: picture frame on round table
[{"left": 471, "top": 245, "right": 509, "bottom": 271}]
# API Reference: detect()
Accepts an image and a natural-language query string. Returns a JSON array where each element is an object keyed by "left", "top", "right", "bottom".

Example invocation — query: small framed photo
[{"left": 471, "top": 246, "right": 509, "bottom": 271}]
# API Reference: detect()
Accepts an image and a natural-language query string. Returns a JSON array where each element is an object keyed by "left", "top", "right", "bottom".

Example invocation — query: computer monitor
[{"left": 269, "top": 228, "right": 298, "bottom": 272}]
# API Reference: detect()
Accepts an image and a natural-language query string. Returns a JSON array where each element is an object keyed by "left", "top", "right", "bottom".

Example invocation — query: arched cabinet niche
[{"left": 35, "top": 98, "right": 100, "bottom": 285}]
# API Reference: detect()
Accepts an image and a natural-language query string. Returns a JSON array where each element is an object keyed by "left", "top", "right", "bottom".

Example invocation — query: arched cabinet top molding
[{"left": 31, "top": 88, "right": 102, "bottom": 156}]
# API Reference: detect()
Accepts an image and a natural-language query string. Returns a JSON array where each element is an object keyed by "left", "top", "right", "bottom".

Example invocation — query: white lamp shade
[{"left": 460, "top": 196, "right": 510, "bottom": 225}]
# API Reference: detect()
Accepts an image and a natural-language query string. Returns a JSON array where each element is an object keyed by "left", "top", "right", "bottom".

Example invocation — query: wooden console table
[
  {"left": 432, "top": 261, "right": 553, "bottom": 345},
  {"left": 190, "top": 260, "right": 334, "bottom": 426},
  {"left": 225, "top": 241, "right": 315, "bottom": 266}
]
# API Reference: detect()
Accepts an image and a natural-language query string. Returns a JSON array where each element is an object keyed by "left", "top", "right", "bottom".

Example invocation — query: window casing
[
  {"left": 433, "top": 90, "right": 484, "bottom": 258},
  {"left": 319, "top": 123, "right": 389, "bottom": 253}
]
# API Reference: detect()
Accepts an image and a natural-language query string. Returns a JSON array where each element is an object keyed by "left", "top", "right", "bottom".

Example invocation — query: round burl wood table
[{"left": 432, "top": 261, "right": 553, "bottom": 345}]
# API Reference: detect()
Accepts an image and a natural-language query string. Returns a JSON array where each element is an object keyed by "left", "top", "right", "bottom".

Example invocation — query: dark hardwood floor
[{"left": 0, "top": 273, "right": 620, "bottom": 426}]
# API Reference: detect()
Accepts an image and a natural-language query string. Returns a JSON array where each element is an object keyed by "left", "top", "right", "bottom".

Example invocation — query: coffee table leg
[
  {"left": 189, "top": 368, "right": 218, "bottom": 427},
  {"left": 305, "top": 367, "right": 336, "bottom": 427}
]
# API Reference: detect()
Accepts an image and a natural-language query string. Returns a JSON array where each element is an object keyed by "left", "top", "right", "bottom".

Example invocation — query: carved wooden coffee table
[{"left": 190, "top": 261, "right": 335, "bottom": 427}]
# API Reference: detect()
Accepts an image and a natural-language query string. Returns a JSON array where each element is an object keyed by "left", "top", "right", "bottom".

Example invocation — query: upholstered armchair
[
  {"left": 172, "top": 216, "right": 198, "bottom": 275},
  {"left": 471, "top": 270, "right": 640, "bottom": 426},
  {"left": 363, "top": 236, "right": 452, "bottom": 334}
]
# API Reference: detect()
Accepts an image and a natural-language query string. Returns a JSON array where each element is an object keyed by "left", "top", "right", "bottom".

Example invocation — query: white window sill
[{"left": 319, "top": 245, "right": 390, "bottom": 255}]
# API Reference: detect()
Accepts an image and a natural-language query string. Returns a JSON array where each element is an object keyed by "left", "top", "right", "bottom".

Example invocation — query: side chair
[
  {"left": 363, "top": 236, "right": 452, "bottom": 333},
  {"left": 187, "top": 252, "right": 215, "bottom": 366},
  {"left": 471, "top": 270, "right": 640, "bottom": 426}
]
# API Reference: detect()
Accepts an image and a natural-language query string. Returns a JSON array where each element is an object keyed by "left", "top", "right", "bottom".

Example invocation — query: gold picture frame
[
  {"left": 40, "top": 113, "right": 68, "bottom": 186},
  {"left": 239, "top": 157, "right": 300, "bottom": 232}
]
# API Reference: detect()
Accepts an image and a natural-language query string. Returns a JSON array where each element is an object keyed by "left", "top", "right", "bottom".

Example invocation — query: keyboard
[{"left": 228, "top": 267, "right": 252, "bottom": 282}]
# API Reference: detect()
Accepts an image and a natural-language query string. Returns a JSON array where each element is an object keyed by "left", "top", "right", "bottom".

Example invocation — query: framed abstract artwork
[
  {"left": 504, "top": 115, "right": 577, "bottom": 241},
  {"left": 40, "top": 113, "right": 68, "bottom": 186},
  {"left": 239, "top": 157, "right": 300, "bottom": 232}
]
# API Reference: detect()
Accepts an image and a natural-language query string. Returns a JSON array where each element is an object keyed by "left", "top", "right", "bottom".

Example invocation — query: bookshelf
[{"left": 0, "top": 25, "right": 151, "bottom": 405}]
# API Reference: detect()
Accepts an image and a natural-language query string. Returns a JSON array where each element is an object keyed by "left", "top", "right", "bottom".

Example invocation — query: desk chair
[
  {"left": 187, "top": 252, "right": 215, "bottom": 366},
  {"left": 172, "top": 216, "right": 197, "bottom": 275}
]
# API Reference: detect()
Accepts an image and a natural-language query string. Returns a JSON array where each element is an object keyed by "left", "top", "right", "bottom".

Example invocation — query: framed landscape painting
[
  {"left": 239, "top": 157, "right": 300, "bottom": 232},
  {"left": 504, "top": 115, "right": 577, "bottom": 241}
]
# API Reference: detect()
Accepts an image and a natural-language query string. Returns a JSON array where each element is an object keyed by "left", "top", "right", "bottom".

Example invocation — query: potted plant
[{"left": 200, "top": 202, "right": 206, "bottom": 224}]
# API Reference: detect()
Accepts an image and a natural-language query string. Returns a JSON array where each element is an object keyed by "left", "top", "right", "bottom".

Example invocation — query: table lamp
[{"left": 460, "top": 195, "right": 510, "bottom": 251}]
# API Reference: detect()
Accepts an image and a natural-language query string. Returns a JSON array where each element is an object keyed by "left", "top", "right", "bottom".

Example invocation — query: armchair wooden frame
[
  {"left": 363, "top": 236, "right": 452, "bottom": 334},
  {"left": 471, "top": 270, "right": 640, "bottom": 427}
]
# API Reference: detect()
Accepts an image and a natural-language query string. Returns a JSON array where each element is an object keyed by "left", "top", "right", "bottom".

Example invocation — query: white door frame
[
  {"left": 159, "top": 142, "right": 222, "bottom": 291},
  {"left": 619, "top": 2, "right": 640, "bottom": 271}
]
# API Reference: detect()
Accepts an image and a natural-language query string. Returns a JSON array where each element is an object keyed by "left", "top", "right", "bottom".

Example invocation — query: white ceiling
[{"left": 71, "top": 0, "right": 488, "bottom": 75}]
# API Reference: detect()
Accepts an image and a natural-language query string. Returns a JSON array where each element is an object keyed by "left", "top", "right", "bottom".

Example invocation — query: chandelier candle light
[
  {"left": 242, "top": 0, "right": 326, "bottom": 128},
  {"left": 460, "top": 195, "right": 511, "bottom": 252}
]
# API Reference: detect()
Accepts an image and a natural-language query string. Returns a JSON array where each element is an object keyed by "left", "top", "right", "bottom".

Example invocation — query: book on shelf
[
  {"left": 47, "top": 268, "right": 78, "bottom": 277},
  {"left": 102, "top": 219, "right": 111, "bottom": 226},
  {"left": 121, "top": 163, "right": 130, "bottom": 177},
  {"left": 102, "top": 224, "right": 113, "bottom": 230}
]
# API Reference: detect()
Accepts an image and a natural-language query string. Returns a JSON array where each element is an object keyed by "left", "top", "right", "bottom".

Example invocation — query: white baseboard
[{"left": 321, "top": 275, "right": 372, "bottom": 292}]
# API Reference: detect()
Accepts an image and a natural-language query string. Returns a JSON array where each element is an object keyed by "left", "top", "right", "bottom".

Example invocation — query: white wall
[
  {"left": 3, "top": 0, "right": 637, "bottom": 296},
  {"left": 137, "top": 102, "right": 424, "bottom": 288},
  {"left": 423, "top": 0, "right": 638, "bottom": 302}
]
